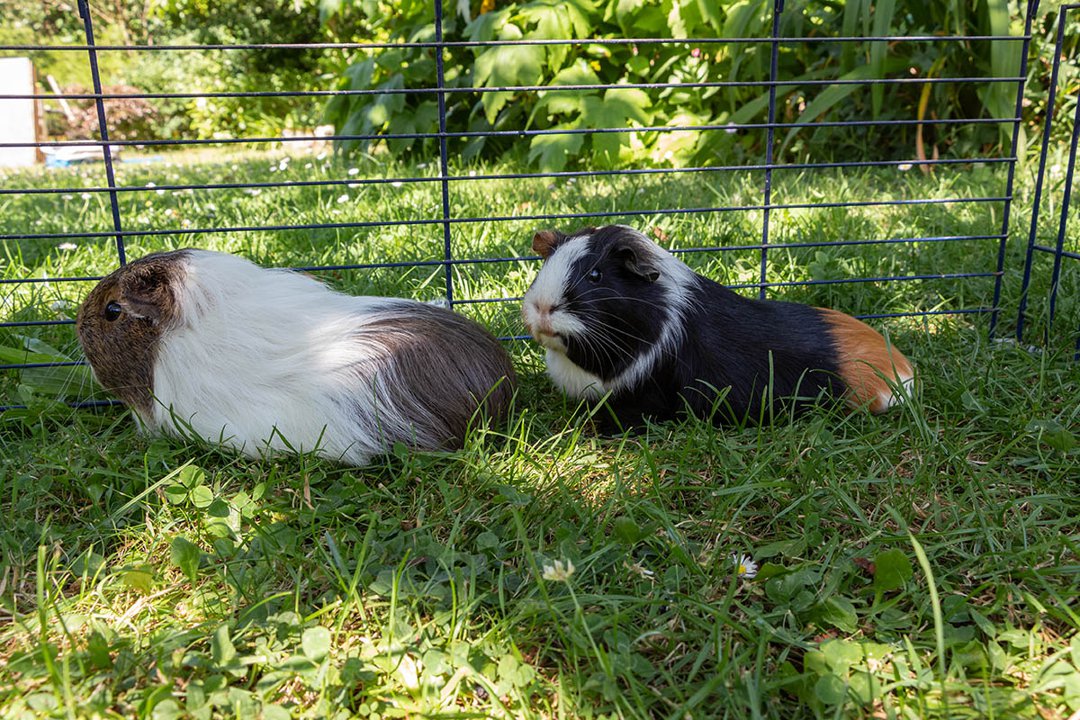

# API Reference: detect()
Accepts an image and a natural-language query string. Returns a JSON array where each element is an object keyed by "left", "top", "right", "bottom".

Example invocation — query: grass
[{"left": 1, "top": 149, "right": 1079, "bottom": 718}]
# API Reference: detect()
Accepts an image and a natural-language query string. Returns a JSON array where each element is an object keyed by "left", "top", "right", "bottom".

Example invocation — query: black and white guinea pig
[
  {"left": 76, "top": 249, "right": 516, "bottom": 465},
  {"left": 521, "top": 224, "right": 914, "bottom": 427}
]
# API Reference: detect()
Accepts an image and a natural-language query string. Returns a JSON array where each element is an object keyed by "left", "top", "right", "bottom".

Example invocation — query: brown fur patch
[
  {"left": 532, "top": 230, "right": 564, "bottom": 258},
  {"left": 361, "top": 303, "right": 516, "bottom": 449},
  {"left": 76, "top": 251, "right": 189, "bottom": 420},
  {"left": 817, "top": 308, "right": 913, "bottom": 414}
]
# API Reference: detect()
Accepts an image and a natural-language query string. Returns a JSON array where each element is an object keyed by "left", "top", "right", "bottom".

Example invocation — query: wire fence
[
  {"left": 1018, "top": 3, "right": 1080, "bottom": 360},
  {"left": 0, "top": 0, "right": 1076, "bottom": 412}
]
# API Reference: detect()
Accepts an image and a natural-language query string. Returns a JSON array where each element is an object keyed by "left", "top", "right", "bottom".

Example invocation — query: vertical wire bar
[
  {"left": 988, "top": 0, "right": 1039, "bottom": 337},
  {"left": 77, "top": 0, "right": 126, "bottom": 266},
  {"left": 1045, "top": 81, "right": 1080, "bottom": 333},
  {"left": 434, "top": 0, "right": 454, "bottom": 306},
  {"left": 758, "top": 0, "right": 784, "bottom": 300},
  {"left": 1017, "top": 5, "right": 1069, "bottom": 342}
]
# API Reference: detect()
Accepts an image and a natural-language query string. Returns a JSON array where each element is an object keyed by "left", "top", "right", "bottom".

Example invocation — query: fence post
[
  {"left": 989, "top": 0, "right": 1039, "bottom": 338},
  {"left": 758, "top": 0, "right": 784, "bottom": 300},
  {"left": 1045, "top": 76, "right": 1080, "bottom": 336},
  {"left": 1016, "top": 4, "right": 1071, "bottom": 343},
  {"left": 434, "top": 0, "right": 454, "bottom": 306},
  {"left": 76, "top": 0, "right": 126, "bottom": 266}
]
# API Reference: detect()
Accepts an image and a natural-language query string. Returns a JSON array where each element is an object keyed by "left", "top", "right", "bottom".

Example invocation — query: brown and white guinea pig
[
  {"left": 521, "top": 224, "right": 914, "bottom": 428},
  {"left": 76, "top": 249, "right": 516, "bottom": 465}
]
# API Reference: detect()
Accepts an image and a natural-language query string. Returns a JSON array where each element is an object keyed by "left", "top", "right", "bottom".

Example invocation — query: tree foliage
[{"left": 323, "top": 0, "right": 1051, "bottom": 169}]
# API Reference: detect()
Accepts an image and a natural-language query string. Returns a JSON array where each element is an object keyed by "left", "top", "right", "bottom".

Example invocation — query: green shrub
[{"left": 323, "top": 0, "right": 1048, "bottom": 169}]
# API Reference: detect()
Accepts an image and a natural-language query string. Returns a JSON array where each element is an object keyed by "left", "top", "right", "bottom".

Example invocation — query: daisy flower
[{"left": 731, "top": 553, "right": 758, "bottom": 580}]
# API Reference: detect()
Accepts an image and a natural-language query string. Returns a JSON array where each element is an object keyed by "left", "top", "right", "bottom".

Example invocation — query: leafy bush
[{"left": 323, "top": 0, "right": 1046, "bottom": 170}]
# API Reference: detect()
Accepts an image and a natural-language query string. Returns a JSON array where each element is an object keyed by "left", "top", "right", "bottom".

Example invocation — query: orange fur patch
[{"left": 818, "top": 308, "right": 914, "bottom": 414}]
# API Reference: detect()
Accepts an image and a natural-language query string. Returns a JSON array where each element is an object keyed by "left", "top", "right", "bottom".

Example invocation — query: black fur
[{"left": 557, "top": 226, "right": 846, "bottom": 428}]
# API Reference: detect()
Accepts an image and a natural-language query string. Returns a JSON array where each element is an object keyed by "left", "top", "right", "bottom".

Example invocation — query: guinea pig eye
[
  {"left": 586, "top": 269, "right": 602, "bottom": 283},
  {"left": 104, "top": 301, "right": 122, "bottom": 322}
]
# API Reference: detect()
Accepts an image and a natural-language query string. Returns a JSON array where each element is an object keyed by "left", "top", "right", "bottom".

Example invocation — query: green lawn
[{"left": 1, "top": 151, "right": 1079, "bottom": 718}]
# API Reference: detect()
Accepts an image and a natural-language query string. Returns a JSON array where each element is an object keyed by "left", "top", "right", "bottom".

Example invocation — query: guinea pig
[
  {"left": 76, "top": 249, "right": 516, "bottom": 465},
  {"left": 521, "top": 224, "right": 914, "bottom": 428}
]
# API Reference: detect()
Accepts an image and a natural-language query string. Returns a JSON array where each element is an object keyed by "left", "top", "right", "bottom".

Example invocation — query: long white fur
[
  {"left": 149, "top": 250, "right": 443, "bottom": 465},
  {"left": 523, "top": 226, "right": 696, "bottom": 399}
]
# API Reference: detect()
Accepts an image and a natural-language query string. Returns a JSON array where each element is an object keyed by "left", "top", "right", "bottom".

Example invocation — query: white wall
[{"left": 0, "top": 57, "right": 40, "bottom": 168}]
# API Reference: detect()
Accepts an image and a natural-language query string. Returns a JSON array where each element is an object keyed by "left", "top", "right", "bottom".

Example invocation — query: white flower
[
  {"left": 391, "top": 181, "right": 403, "bottom": 188},
  {"left": 541, "top": 559, "right": 575, "bottom": 582},
  {"left": 80, "top": 192, "right": 91, "bottom": 200},
  {"left": 348, "top": 167, "right": 359, "bottom": 175},
  {"left": 898, "top": 163, "right": 913, "bottom": 172},
  {"left": 731, "top": 553, "right": 758, "bottom": 579},
  {"left": 336, "top": 194, "right": 349, "bottom": 203},
  {"left": 57, "top": 242, "right": 77, "bottom": 251}
]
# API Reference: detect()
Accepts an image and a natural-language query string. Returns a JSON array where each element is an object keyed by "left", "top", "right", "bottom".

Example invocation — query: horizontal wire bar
[
  {"left": 1031, "top": 244, "right": 1080, "bottom": 260},
  {"left": 0, "top": 361, "right": 84, "bottom": 370},
  {"left": 2, "top": 115, "right": 1020, "bottom": 151},
  {"left": 0, "top": 234, "right": 1003, "bottom": 288},
  {"left": 0, "top": 400, "right": 120, "bottom": 412},
  {"left": 4, "top": 75, "right": 1026, "bottom": 101},
  {"left": 450, "top": 271, "right": 999, "bottom": 305},
  {"left": 673, "top": 233, "right": 1005, "bottom": 254},
  {"left": 0, "top": 196, "right": 1010, "bottom": 242},
  {"left": 0, "top": 157, "right": 1015, "bottom": 198},
  {"left": 0, "top": 319, "right": 77, "bottom": 327},
  {"left": 0, "top": 302, "right": 1001, "bottom": 336},
  {"left": 0, "top": 35, "right": 1030, "bottom": 52},
  {"left": 0, "top": 277, "right": 102, "bottom": 285},
  {"left": 856, "top": 307, "right": 992, "bottom": 319}
]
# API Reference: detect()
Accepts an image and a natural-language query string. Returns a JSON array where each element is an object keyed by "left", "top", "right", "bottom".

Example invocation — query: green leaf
[
  {"left": 779, "top": 64, "right": 884, "bottom": 156},
  {"left": 302, "top": 626, "right": 332, "bottom": 661},
  {"left": 472, "top": 24, "right": 545, "bottom": 123},
  {"left": 969, "top": 607, "right": 997, "bottom": 637},
  {"left": 869, "top": 0, "right": 896, "bottom": 117},
  {"left": 612, "top": 515, "right": 643, "bottom": 544},
  {"left": 1026, "top": 419, "right": 1076, "bottom": 452},
  {"left": 580, "top": 87, "right": 652, "bottom": 166},
  {"left": 873, "top": 549, "right": 913, "bottom": 592},
  {"left": 814, "top": 673, "right": 847, "bottom": 704},
  {"left": 178, "top": 465, "right": 206, "bottom": 489},
  {"left": 821, "top": 639, "right": 863, "bottom": 671},
  {"left": 694, "top": 0, "right": 722, "bottom": 31},
  {"left": 121, "top": 566, "right": 155, "bottom": 594},
  {"left": 190, "top": 485, "right": 215, "bottom": 509},
  {"left": 211, "top": 625, "right": 236, "bottom": 666},
  {"left": 529, "top": 131, "right": 585, "bottom": 172},
  {"left": 816, "top": 596, "right": 859, "bottom": 633},
  {"left": 170, "top": 536, "right": 201, "bottom": 582},
  {"left": 531, "top": 60, "right": 601, "bottom": 123}
]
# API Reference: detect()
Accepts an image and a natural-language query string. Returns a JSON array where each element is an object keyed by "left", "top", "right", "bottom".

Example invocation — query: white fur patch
[
  {"left": 522, "top": 235, "right": 591, "bottom": 343},
  {"left": 149, "top": 250, "right": 444, "bottom": 465},
  {"left": 524, "top": 226, "right": 697, "bottom": 399},
  {"left": 880, "top": 369, "right": 915, "bottom": 410},
  {"left": 546, "top": 349, "right": 605, "bottom": 399}
]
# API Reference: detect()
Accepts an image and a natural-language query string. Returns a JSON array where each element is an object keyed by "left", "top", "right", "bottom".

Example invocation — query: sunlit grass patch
[{"left": 1, "top": 152, "right": 1079, "bottom": 718}]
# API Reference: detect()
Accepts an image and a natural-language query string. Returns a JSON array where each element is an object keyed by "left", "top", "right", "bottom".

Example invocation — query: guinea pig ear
[
  {"left": 119, "top": 264, "right": 173, "bottom": 323},
  {"left": 532, "top": 229, "right": 566, "bottom": 258},
  {"left": 614, "top": 245, "right": 661, "bottom": 283}
]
